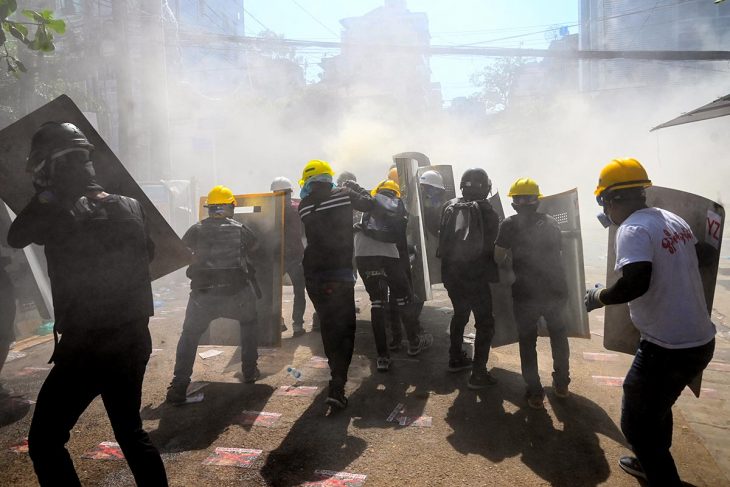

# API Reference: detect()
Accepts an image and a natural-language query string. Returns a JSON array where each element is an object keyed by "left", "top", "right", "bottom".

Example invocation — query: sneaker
[
  {"left": 165, "top": 382, "right": 188, "bottom": 405},
  {"left": 468, "top": 370, "right": 498, "bottom": 390},
  {"left": 553, "top": 382, "right": 569, "bottom": 398},
  {"left": 326, "top": 386, "right": 348, "bottom": 409},
  {"left": 407, "top": 333, "right": 433, "bottom": 356},
  {"left": 292, "top": 328, "right": 306, "bottom": 337},
  {"left": 527, "top": 393, "right": 545, "bottom": 409},
  {"left": 448, "top": 352, "right": 473, "bottom": 373},
  {"left": 388, "top": 337, "right": 403, "bottom": 352},
  {"left": 242, "top": 367, "right": 261, "bottom": 384},
  {"left": 618, "top": 456, "right": 647, "bottom": 480},
  {"left": 376, "top": 356, "right": 392, "bottom": 372}
]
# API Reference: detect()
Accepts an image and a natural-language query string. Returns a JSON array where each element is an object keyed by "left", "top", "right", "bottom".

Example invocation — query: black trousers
[
  {"left": 445, "top": 277, "right": 495, "bottom": 371},
  {"left": 28, "top": 319, "right": 168, "bottom": 487},
  {"left": 305, "top": 279, "right": 356, "bottom": 389},
  {"left": 357, "top": 256, "right": 421, "bottom": 357}
]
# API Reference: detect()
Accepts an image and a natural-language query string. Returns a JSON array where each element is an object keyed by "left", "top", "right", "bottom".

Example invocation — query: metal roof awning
[{"left": 651, "top": 94, "right": 730, "bottom": 131}]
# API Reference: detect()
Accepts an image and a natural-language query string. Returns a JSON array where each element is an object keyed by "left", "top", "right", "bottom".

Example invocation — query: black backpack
[
  {"left": 438, "top": 198, "right": 485, "bottom": 262},
  {"left": 361, "top": 193, "right": 402, "bottom": 243}
]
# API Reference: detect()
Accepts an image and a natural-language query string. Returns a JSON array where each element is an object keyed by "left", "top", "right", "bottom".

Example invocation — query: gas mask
[
  {"left": 596, "top": 195, "right": 615, "bottom": 228},
  {"left": 512, "top": 203, "right": 538, "bottom": 215}
]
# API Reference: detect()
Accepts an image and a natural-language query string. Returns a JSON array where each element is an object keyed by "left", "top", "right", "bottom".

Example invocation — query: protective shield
[
  {"left": 0, "top": 95, "right": 191, "bottom": 280},
  {"left": 416, "top": 165, "right": 456, "bottom": 286},
  {"left": 394, "top": 155, "right": 431, "bottom": 302},
  {"left": 491, "top": 188, "right": 590, "bottom": 346},
  {"left": 1, "top": 203, "right": 52, "bottom": 339},
  {"left": 197, "top": 192, "right": 285, "bottom": 347},
  {"left": 604, "top": 186, "right": 724, "bottom": 396}
]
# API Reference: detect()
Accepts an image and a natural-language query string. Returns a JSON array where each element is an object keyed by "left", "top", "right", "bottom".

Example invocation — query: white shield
[{"left": 604, "top": 186, "right": 724, "bottom": 396}]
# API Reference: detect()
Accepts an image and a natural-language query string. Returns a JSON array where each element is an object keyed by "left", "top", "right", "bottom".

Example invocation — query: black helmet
[
  {"left": 460, "top": 168, "right": 491, "bottom": 194},
  {"left": 26, "top": 122, "right": 94, "bottom": 173},
  {"left": 337, "top": 171, "right": 357, "bottom": 187}
]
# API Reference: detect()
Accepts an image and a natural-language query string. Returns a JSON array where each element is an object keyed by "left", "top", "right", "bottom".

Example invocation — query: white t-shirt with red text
[{"left": 614, "top": 207, "right": 715, "bottom": 349}]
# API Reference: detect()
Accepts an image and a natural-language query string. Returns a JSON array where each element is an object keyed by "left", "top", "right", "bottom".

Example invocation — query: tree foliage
[
  {"left": 0, "top": 0, "right": 65, "bottom": 77},
  {"left": 470, "top": 57, "right": 525, "bottom": 112}
]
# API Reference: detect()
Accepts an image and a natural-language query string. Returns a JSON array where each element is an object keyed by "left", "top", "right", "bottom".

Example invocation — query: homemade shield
[
  {"left": 0, "top": 95, "right": 191, "bottom": 280},
  {"left": 197, "top": 192, "right": 285, "bottom": 347},
  {"left": 491, "top": 188, "right": 590, "bottom": 346},
  {"left": 394, "top": 155, "right": 431, "bottom": 302},
  {"left": 416, "top": 165, "right": 456, "bottom": 286},
  {"left": 603, "top": 186, "right": 723, "bottom": 396}
]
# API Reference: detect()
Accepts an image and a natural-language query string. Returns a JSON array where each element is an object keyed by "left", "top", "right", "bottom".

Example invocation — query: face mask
[
  {"left": 53, "top": 157, "right": 97, "bottom": 202},
  {"left": 596, "top": 199, "right": 615, "bottom": 228},
  {"left": 512, "top": 203, "right": 538, "bottom": 215}
]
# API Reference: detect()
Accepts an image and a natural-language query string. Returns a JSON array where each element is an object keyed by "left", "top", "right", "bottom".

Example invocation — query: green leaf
[
  {"left": 22, "top": 9, "right": 45, "bottom": 23},
  {"left": 9, "top": 21, "right": 27, "bottom": 37},
  {"left": 46, "top": 19, "right": 65, "bottom": 34},
  {"left": 8, "top": 24, "right": 26, "bottom": 42},
  {"left": 15, "top": 58, "right": 25, "bottom": 72}
]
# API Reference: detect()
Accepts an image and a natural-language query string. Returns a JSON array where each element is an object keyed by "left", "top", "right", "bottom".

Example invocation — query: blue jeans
[
  {"left": 621, "top": 338, "right": 715, "bottom": 486},
  {"left": 513, "top": 298, "right": 570, "bottom": 396},
  {"left": 173, "top": 287, "right": 258, "bottom": 385}
]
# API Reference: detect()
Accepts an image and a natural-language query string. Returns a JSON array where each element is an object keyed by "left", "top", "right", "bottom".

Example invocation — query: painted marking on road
[
  {"left": 202, "top": 447, "right": 262, "bottom": 467},
  {"left": 199, "top": 349, "right": 223, "bottom": 359},
  {"left": 82, "top": 441, "right": 124, "bottom": 460},
  {"left": 236, "top": 411, "right": 282, "bottom": 427},
  {"left": 301, "top": 470, "right": 367, "bottom": 486}
]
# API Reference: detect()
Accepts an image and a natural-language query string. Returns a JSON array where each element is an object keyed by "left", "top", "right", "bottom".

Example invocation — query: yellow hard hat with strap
[
  {"left": 206, "top": 185, "right": 236, "bottom": 206},
  {"left": 508, "top": 177, "right": 542, "bottom": 198},
  {"left": 299, "top": 159, "right": 334, "bottom": 187},
  {"left": 371, "top": 179, "right": 401, "bottom": 198},
  {"left": 595, "top": 158, "right": 652, "bottom": 197}
]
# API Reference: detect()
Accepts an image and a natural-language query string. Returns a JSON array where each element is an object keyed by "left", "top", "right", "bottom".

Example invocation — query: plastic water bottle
[{"left": 286, "top": 366, "right": 303, "bottom": 381}]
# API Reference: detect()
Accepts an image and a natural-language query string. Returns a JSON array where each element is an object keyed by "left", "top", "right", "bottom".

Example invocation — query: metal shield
[
  {"left": 603, "top": 186, "right": 724, "bottom": 396},
  {"left": 197, "top": 192, "right": 285, "bottom": 347},
  {"left": 0, "top": 95, "right": 191, "bottom": 280},
  {"left": 394, "top": 155, "right": 432, "bottom": 302},
  {"left": 491, "top": 188, "right": 590, "bottom": 346},
  {"left": 416, "top": 165, "right": 456, "bottom": 286}
]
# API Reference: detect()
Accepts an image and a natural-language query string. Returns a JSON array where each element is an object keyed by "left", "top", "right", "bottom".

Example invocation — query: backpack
[
  {"left": 438, "top": 199, "right": 485, "bottom": 262},
  {"left": 361, "top": 192, "right": 402, "bottom": 243}
]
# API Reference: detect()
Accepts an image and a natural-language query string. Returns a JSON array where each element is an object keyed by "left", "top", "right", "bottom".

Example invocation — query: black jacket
[
  {"left": 299, "top": 184, "right": 373, "bottom": 280},
  {"left": 7, "top": 194, "right": 154, "bottom": 335}
]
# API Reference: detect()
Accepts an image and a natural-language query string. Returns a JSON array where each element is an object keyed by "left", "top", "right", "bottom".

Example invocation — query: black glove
[
  {"left": 343, "top": 180, "right": 363, "bottom": 192},
  {"left": 584, "top": 284, "right": 606, "bottom": 312}
]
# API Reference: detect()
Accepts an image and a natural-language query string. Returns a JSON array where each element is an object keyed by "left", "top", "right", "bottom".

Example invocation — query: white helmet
[
  {"left": 419, "top": 170, "right": 445, "bottom": 190},
  {"left": 271, "top": 176, "right": 294, "bottom": 192}
]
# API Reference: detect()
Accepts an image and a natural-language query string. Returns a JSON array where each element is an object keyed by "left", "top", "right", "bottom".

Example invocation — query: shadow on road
[
  {"left": 260, "top": 388, "right": 366, "bottom": 486},
  {"left": 142, "top": 382, "right": 276, "bottom": 452},
  {"left": 446, "top": 367, "right": 628, "bottom": 487}
]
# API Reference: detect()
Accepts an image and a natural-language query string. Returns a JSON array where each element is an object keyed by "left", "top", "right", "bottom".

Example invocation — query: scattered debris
[
  {"left": 198, "top": 349, "right": 223, "bottom": 359},
  {"left": 386, "top": 402, "right": 432, "bottom": 427},
  {"left": 301, "top": 470, "right": 367, "bottom": 486},
  {"left": 592, "top": 376, "right": 624, "bottom": 387},
  {"left": 5, "top": 351, "right": 26, "bottom": 362},
  {"left": 82, "top": 441, "right": 125, "bottom": 460},
  {"left": 187, "top": 382, "right": 209, "bottom": 395},
  {"left": 183, "top": 393, "right": 205, "bottom": 405},
  {"left": 582, "top": 352, "right": 620, "bottom": 362},
  {"left": 274, "top": 385, "right": 318, "bottom": 397},
  {"left": 202, "top": 447, "right": 262, "bottom": 467},
  {"left": 236, "top": 411, "right": 282, "bottom": 427},
  {"left": 305, "top": 356, "right": 329, "bottom": 369},
  {"left": 8, "top": 438, "right": 28, "bottom": 453}
]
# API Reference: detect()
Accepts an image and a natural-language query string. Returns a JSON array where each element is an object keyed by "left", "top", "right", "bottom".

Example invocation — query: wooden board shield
[
  {"left": 0, "top": 95, "right": 191, "bottom": 280},
  {"left": 604, "top": 186, "right": 724, "bottom": 397},
  {"left": 416, "top": 165, "right": 456, "bottom": 286},
  {"left": 197, "top": 192, "right": 284, "bottom": 347},
  {"left": 491, "top": 188, "right": 590, "bottom": 346}
]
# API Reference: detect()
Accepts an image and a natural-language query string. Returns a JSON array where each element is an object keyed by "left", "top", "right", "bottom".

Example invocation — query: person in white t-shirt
[{"left": 584, "top": 158, "right": 715, "bottom": 487}]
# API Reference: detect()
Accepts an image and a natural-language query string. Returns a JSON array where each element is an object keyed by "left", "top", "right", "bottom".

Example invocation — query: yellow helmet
[
  {"left": 508, "top": 177, "right": 542, "bottom": 198},
  {"left": 299, "top": 159, "right": 334, "bottom": 187},
  {"left": 387, "top": 166, "right": 399, "bottom": 185},
  {"left": 371, "top": 179, "right": 401, "bottom": 198},
  {"left": 206, "top": 185, "right": 236, "bottom": 206},
  {"left": 595, "top": 158, "right": 652, "bottom": 197}
]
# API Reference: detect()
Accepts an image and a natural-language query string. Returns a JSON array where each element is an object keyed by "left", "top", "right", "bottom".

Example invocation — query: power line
[
  {"left": 290, "top": 0, "right": 340, "bottom": 38},
  {"left": 242, "top": 7, "right": 271, "bottom": 33}
]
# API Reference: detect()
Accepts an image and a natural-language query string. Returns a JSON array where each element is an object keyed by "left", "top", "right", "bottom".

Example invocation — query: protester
[
  {"left": 495, "top": 177, "right": 570, "bottom": 409},
  {"left": 8, "top": 122, "right": 168, "bottom": 486},
  {"left": 167, "top": 185, "right": 260, "bottom": 404},
  {"left": 585, "top": 158, "right": 716, "bottom": 486},
  {"left": 438, "top": 168, "right": 500, "bottom": 389}
]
